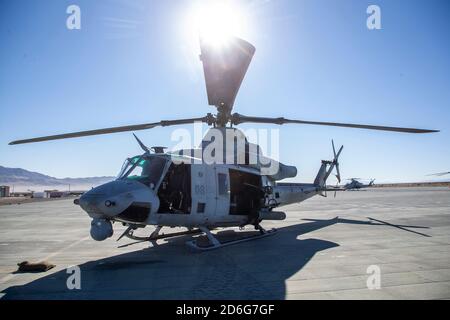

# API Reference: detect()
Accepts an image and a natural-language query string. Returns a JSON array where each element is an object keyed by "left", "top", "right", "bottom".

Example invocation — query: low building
[
  {"left": 0, "top": 186, "right": 10, "bottom": 197},
  {"left": 32, "top": 192, "right": 46, "bottom": 199},
  {"left": 44, "top": 190, "right": 64, "bottom": 198}
]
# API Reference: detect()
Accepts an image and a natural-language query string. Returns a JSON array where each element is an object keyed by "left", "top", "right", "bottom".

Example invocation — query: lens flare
[{"left": 190, "top": 0, "right": 247, "bottom": 47}]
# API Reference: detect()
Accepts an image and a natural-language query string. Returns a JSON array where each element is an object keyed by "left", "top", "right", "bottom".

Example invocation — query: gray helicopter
[
  {"left": 343, "top": 178, "right": 376, "bottom": 190},
  {"left": 9, "top": 37, "right": 438, "bottom": 250}
]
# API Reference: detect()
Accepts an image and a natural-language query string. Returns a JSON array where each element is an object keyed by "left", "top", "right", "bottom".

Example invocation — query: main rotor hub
[{"left": 215, "top": 104, "right": 233, "bottom": 127}]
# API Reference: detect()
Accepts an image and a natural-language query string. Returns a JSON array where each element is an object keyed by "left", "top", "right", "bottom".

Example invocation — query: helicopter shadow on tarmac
[{"left": 1, "top": 217, "right": 429, "bottom": 300}]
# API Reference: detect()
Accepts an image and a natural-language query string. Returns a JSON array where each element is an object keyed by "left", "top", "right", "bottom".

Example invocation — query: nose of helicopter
[
  {"left": 78, "top": 179, "right": 158, "bottom": 218},
  {"left": 78, "top": 179, "right": 159, "bottom": 241}
]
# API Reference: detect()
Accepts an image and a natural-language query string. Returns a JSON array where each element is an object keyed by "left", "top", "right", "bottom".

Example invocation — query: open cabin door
[
  {"left": 157, "top": 162, "right": 192, "bottom": 214},
  {"left": 229, "top": 169, "right": 263, "bottom": 216}
]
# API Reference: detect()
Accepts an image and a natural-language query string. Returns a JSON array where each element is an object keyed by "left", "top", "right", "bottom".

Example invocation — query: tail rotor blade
[
  {"left": 332, "top": 139, "right": 337, "bottom": 158},
  {"left": 336, "top": 145, "right": 344, "bottom": 158},
  {"left": 336, "top": 164, "right": 341, "bottom": 184},
  {"left": 331, "top": 140, "right": 343, "bottom": 184}
]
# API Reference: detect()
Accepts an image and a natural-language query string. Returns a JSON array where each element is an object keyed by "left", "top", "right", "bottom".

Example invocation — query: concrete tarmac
[{"left": 0, "top": 187, "right": 449, "bottom": 299}]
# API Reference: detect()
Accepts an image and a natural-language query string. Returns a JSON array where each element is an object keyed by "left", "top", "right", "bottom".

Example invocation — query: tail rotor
[
  {"left": 317, "top": 140, "right": 344, "bottom": 196},
  {"left": 332, "top": 139, "right": 343, "bottom": 184}
]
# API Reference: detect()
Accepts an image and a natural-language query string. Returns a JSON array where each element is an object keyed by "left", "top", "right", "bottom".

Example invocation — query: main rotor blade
[
  {"left": 231, "top": 113, "right": 439, "bottom": 134},
  {"left": 427, "top": 172, "right": 450, "bottom": 176},
  {"left": 9, "top": 116, "right": 209, "bottom": 145}
]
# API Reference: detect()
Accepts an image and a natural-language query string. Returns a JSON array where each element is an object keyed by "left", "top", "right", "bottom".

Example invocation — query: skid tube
[{"left": 186, "top": 226, "right": 278, "bottom": 251}]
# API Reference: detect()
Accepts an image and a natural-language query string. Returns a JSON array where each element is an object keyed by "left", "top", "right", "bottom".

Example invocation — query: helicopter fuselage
[
  {"left": 78, "top": 152, "right": 324, "bottom": 241},
  {"left": 76, "top": 127, "right": 342, "bottom": 243}
]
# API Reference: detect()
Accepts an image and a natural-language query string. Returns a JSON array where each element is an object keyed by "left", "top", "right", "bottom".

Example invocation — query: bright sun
[{"left": 189, "top": 0, "right": 247, "bottom": 47}]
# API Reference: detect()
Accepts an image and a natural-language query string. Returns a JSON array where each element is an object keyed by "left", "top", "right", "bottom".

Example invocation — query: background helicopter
[
  {"left": 9, "top": 36, "right": 438, "bottom": 250},
  {"left": 343, "top": 178, "right": 376, "bottom": 190}
]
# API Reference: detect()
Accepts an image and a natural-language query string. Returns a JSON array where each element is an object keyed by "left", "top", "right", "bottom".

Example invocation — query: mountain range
[{"left": 0, "top": 165, "right": 114, "bottom": 192}]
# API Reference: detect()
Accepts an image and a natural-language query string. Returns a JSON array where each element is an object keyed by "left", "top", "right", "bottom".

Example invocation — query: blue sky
[{"left": 0, "top": 0, "right": 449, "bottom": 183}]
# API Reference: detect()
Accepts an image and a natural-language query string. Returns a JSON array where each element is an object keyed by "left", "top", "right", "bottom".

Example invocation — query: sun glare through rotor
[{"left": 190, "top": 1, "right": 246, "bottom": 48}]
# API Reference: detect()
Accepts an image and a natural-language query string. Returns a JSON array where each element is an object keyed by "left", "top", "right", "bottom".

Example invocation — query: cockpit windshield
[{"left": 117, "top": 155, "right": 168, "bottom": 187}]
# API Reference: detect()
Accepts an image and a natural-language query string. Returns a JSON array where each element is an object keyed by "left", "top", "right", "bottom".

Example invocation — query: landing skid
[
  {"left": 118, "top": 225, "right": 202, "bottom": 242},
  {"left": 126, "top": 228, "right": 202, "bottom": 242},
  {"left": 186, "top": 226, "right": 277, "bottom": 251},
  {"left": 118, "top": 225, "right": 277, "bottom": 251}
]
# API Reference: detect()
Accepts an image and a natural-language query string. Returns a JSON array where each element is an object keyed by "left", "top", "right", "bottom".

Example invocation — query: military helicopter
[
  {"left": 9, "top": 37, "right": 438, "bottom": 250},
  {"left": 343, "top": 178, "right": 376, "bottom": 190}
]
